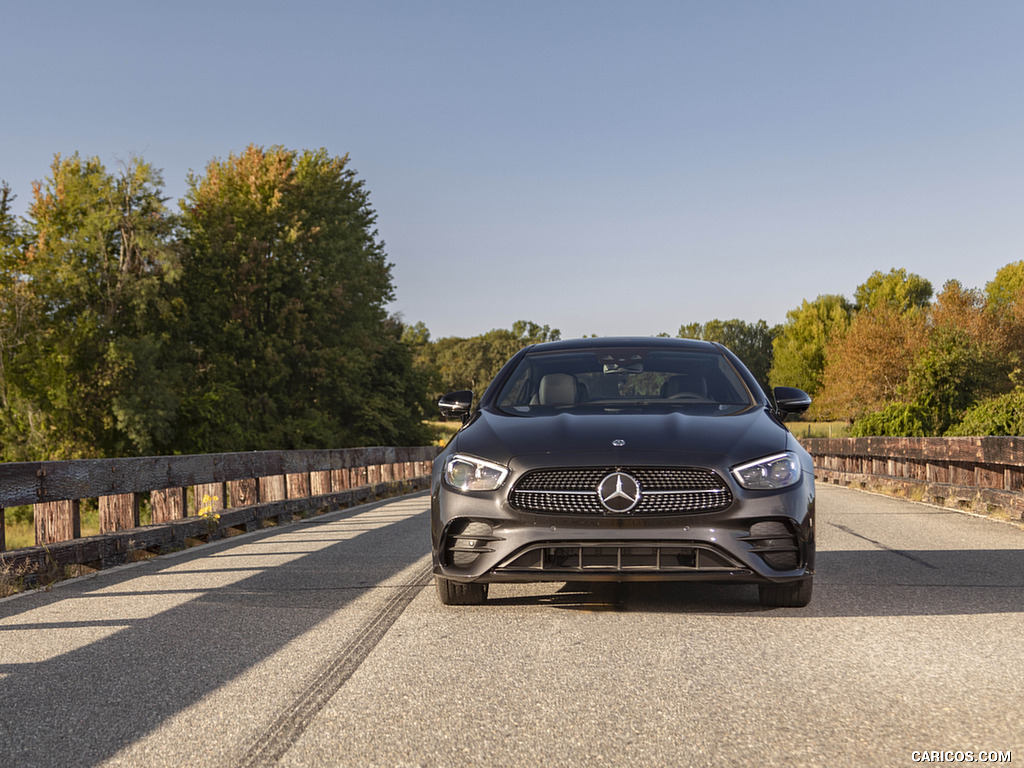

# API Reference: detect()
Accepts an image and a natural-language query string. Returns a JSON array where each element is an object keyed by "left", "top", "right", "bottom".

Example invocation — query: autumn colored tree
[
  {"left": 812, "top": 270, "right": 932, "bottom": 424},
  {"left": 769, "top": 295, "right": 853, "bottom": 396},
  {"left": 815, "top": 304, "right": 928, "bottom": 420},
  {"left": 849, "top": 280, "right": 1016, "bottom": 435}
]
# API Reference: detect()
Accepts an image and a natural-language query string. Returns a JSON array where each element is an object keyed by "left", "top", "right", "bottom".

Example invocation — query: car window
[{"left": 495, "top": 347, "right": 754, "bottom": 412}]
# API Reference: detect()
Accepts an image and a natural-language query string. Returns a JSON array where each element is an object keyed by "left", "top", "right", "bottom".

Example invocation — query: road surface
[{"left": 1, "top": 484, "right": 1022, "bottom": 767}]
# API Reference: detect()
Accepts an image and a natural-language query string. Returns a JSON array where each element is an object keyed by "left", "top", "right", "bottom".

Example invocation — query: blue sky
[{"left": 3, "top": 1, "right": 1023, "bottom": 339}]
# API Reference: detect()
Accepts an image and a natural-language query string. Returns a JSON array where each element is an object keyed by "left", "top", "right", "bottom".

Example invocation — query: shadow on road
[
  {"left": 483, "top": 546, "right": 1024, "bottom": 617},
  {"left": 0, "top": 495, "right": 431, "bottom": 767}
]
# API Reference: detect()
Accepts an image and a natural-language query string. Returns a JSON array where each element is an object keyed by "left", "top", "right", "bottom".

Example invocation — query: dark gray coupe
[{"left": 430, "top": 337, "right": 815, "bottom": 608}]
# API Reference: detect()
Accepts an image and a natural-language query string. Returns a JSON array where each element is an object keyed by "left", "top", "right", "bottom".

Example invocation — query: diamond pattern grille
[{"left": 510, "top": 467, "right": 732, "bottom": 515}]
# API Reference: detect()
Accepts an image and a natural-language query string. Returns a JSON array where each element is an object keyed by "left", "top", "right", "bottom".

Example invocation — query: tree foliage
[
  {"left": 848, "top": 280, "right": 1018, "bottom": 436},
  {"left": 815, "top": 304, "right": 928, "bottom": 420},
  {"left": 175, "top": 145, "right": 428, "bottom": 450},
  {"left": 678, "top": 318, "right": 776, "bottom": 390},
  {"left": 849, "top": 401, "right": 932, "bottom": 437},
  {"left": 1, "top": 156, "right": 178, "bottom": 459},
  {"left": 0, "top": 146, "right": 432, "bottom": 460},
  {"left": 420, "top": 321, "right": 560, "bottom": 398},
  {"left": 854, "top": 268, "right": 933, "bottom": 313},
  {"left": 947, "top": 386, "right": 1024, "bottom": 436},
  {"left": 769, "top": 295, "right": 853, "bottom": 396},
  {"left": 985, "top": 260, "right": 1024, "bottom": 312},
  {"left": 7, "top": 144, "right": 1024, "bottom": 453}
]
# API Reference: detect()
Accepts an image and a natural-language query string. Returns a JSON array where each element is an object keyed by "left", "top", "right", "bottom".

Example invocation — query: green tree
[
  {"left": 947, "top": 385, "right": 1024, "bottom": 436},
  {"left": 0, "top": 182, "right": 38, "bottom": 456},
  {"left": 0, "top": 181, "right": 25, "bottom": 403},
  {"left": 984, "top": 260, "right": 1024, "bottom": 311},
  {"left": 854, "top": 268, "right": 933, "bottom": 313},
  {"left": 424, "top": 321, "right": 561, "bottom": 397},
  {"left": 175, "top": 145, "right": 427, "bottom": 450},
  {"left": 899, "top": 327, "right": 995, "bottom": 435},
  {"left": 678, "top": 318, "right": 776, "bottom": 389},
  {"left": 769, "top": 295, "right": 854, "bottom": 396},
  {"left": 3, "top": 156, "right": 178, "bottom": 459},
  {"left": 984, "top": 262, "right": 1024, "bottom": 374}
]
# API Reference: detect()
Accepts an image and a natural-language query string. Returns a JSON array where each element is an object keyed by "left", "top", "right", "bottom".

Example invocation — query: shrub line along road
[{"left": 1, "top": 484, "right": 1022, "bottom": 767}]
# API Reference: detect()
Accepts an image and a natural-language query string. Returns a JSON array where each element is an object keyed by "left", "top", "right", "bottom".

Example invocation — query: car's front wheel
[
  {"left": 435, "top": 576, "right": 488, "bottom": 606},
  {"left": 758, "top": 577, "right": 812, "bottom": 608}
]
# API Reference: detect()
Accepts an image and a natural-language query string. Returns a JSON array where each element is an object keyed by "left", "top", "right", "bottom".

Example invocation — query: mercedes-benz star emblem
[{"left": 597, "top": 471, "right": 641, "bottom": 513}]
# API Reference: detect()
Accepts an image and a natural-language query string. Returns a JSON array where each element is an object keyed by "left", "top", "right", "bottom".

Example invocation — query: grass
[
  {"left": 789, "top": 420, "right": 851, "bottom": 439},
  {"left": 4, "top": 498, "right": 156, "bottom": 552}
]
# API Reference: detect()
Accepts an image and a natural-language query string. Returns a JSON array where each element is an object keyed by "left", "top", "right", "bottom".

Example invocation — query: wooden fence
[
  {"left": 0, "top": 446, "right": 439, "bottom": 586},
  {"left": 802, "top": 436, "right": 1024, "bottom": 521}
]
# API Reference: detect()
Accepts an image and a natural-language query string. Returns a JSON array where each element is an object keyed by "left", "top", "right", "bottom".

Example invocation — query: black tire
[
  {"left": 435, "top": 576, "right": 488, "bottom": 606},
  {"left": 758, "top": 577, "right": 812, "bottom": 608}
]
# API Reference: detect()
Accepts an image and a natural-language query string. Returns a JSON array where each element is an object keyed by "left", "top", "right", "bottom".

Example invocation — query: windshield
[{"left": 495, "top": 346, "right": 755, "bottom": 414}]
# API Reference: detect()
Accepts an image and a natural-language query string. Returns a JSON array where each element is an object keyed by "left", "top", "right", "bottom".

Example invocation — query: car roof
[{"left": 521, "top": 336, "right": 721, "bottom": 354}]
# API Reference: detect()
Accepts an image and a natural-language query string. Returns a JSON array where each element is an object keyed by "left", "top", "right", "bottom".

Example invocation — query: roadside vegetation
[
  {"left": 3, "top": 146, "right": 1023, "bottom": 542},
  {"left": 404, "top": 264, "right": 1024, "bottom": 441}
]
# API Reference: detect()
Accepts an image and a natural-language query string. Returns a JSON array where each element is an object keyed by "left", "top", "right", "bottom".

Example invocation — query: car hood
[{"left": 451, "top": 406, "right": 794, "bottom": 468}]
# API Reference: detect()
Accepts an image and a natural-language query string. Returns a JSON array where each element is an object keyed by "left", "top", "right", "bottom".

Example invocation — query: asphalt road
[{"left": 1, "top": 484, "right": 1022, "bottom": 768}]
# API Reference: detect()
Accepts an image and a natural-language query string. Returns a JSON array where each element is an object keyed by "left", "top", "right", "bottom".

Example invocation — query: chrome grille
[{"left": 509, "top": 466, "right": 732, "bottom": 515}]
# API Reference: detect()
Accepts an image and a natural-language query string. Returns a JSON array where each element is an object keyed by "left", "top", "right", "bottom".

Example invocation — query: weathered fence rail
[
  {"left": 802, "top": 436, "right": 1024, "bottom": 521},
  {"left": 0, "top": 446, "right": 440, "bottom": 588}
]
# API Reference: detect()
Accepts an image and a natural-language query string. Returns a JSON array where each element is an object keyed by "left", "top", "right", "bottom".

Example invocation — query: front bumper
[{"left": 431, "top": 452, "right": 815, "bottom": 586}]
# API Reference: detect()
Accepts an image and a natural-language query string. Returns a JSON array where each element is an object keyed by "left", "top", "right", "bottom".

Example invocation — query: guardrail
[
  {"left": 0, "top": 446, "right": 440, "bottom": 588},
  {"left": 801, "top": 436, "right": 1024, "bottom": 521}
]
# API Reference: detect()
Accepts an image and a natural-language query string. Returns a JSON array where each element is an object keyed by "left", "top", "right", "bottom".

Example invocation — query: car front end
[{"left": 430, "top": 337, "right": 816, "bottom": 608}]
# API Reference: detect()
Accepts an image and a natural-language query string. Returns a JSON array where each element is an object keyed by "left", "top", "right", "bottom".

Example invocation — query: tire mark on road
[
  {"left": 828, "top": 522, "right": 938, "bottom": 569},
  {"left": 236, "top": 562, "right": 433, "bottom": 767}
]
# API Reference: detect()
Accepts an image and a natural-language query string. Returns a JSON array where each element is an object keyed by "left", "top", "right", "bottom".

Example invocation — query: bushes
[
  {"left": 947, "top": 388, "right": 1024, "bottom": 436},
  {"left": 850, "top": 402, "right": 933, "bottom": 437}
]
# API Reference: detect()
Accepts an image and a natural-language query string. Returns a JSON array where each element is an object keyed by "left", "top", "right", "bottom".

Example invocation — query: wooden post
[
  {"left": 193, "top": 482, "right": 225, "bottom": 515},
  {"left": 228, "top": 478, "right": 259, "bottom": 507},
  {"left": 975, "top": 466, "right": 1003, "bottom": 489},
  {"left": 1, "top": 506, "right": 5, "bottom": 552},
  {"left": 34, "top": 499, "right": 80, "bottom": 545},
  {"left": 99, "top": 493, "right": 140, "bottom": 533},
  {"left": 310, "top": 470, "right": 332, "bottom": 496},
  {"left": 151, "top": 488, "right": 186, "bottom": 523},
  {"left": 351, "top": 466, "right": 365, "bottom": 486},
  {"left": 286, "top": 473, "right": 310, "bottom": 499},
  {"left": 1007, "top": 468, "right": 1024, "bottom": 492},
  {"left": 259, "top": 475, "right": 286, "bottom": 502}
]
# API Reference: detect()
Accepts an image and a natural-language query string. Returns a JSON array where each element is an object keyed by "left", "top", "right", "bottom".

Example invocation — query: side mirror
[
  {"left": 773, "top": 386, "right": 812, "bottom": 417},
  {"left": 439, "top": 390, "right": 474, "bottom": 421}
]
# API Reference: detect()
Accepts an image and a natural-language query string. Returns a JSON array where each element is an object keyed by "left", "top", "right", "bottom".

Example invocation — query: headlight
[
  {"left": 443, "top": 454, "right": 510, "bottom": 492},
  {"left": 731, "top": 452, "right": 802, "bottom": 490}
]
